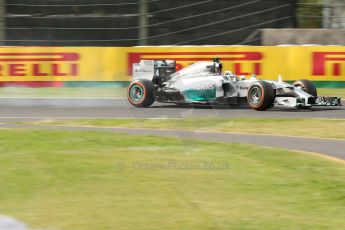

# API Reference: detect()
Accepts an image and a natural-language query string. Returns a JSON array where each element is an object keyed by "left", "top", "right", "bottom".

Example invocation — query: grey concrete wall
[{"left": 261, "top": 29, "right": 345, "bottom": 45}]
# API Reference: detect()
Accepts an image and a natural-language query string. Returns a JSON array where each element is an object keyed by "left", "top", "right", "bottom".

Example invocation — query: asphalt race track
[
  {"left": 0, "top": 98, "right": 344, "bottom": 120},
  {"left": 0, "top": 98, "right": 344, "bottom": 161}
]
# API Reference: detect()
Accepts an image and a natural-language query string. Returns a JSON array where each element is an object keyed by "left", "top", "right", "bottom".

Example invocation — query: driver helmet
[{"left": 212, "top": 57, "right": 220, "bottom": 63}]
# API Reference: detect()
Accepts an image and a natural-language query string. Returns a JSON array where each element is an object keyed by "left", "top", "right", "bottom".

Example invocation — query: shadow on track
[{"left": 151, "top": 103, "right": 344, "bottom": 112}]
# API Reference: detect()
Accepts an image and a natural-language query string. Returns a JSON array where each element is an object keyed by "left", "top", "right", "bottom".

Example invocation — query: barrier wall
[
  {"left": 0, "top": 46, "right": 345, "bottom": 87},
  {"left": 261, "top": 29, "right": 345, "bottom": 46}
]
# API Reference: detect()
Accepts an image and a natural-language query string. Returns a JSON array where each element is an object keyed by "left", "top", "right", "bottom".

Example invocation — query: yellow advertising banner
[
  {"left": 0, "top": 46, "right": 344, "bottom": 82},
  {"left": 0, "top": 47, "right": 126, "bottom": 81}
]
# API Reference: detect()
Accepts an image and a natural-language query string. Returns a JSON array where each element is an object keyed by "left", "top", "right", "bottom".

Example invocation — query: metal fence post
[
  {"left": 323, "top": 0, "right": 330, "bottom": 28},
  {"left": 0, "top": 0, "right": 5, "bottom": 45},
  {"left": 138, "top": 0, "right": 148, "bottom": 45}
]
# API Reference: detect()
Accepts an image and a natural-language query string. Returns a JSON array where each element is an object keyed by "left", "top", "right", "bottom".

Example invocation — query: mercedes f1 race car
[{"left": 127, "top": 59, "right": 342, "bottom": 111}]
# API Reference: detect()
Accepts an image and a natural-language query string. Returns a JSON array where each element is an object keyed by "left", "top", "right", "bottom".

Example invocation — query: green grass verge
[
  {"left": 34, "top": 117, "right": 345, "bottom": 140},
  {"left": 318, "top": 88, "right": 345, "bottom": 98},
  {"left": 0, "top": 129, "right": 344, "bottom": 230},
  {"left": 0, "top": 87, "right": 343, "bottom": 99}
]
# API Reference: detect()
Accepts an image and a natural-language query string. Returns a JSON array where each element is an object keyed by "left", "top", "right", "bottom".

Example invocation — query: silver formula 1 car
[{"left": 127, "top": 59, "right": 341, "bottom": 110}]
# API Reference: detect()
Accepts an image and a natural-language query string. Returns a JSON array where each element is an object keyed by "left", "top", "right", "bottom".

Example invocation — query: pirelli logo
[
  {"left": 313, "top": 52, "right": 345, "bottom": 76},
  {"left": 0, "top": 53, "right": 80, "bottom": 77},
  {"left": 128, "top": 52, "right": 263, "bottom": 76}
]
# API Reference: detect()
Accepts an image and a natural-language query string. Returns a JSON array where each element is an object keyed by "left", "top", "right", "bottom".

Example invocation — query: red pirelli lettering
[
  {"left": 0, "top": 52, "right": 80, "bottom": 77},
  {"left": 313, "top": 52, "right": 345, "bottom": 76},
  {"left": 0, "top": 53, "right": 80, "bottom": 62},
  {"left": 9, "top": 64, "right": 26, "bottom": 76},
  {"left": 32, "top": 64, "right": 48, "bottom": 76}
]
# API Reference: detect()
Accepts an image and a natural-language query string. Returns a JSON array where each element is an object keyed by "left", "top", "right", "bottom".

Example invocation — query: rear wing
[{"left": 133, "top": 60, "right": 176, "bottom": 81}]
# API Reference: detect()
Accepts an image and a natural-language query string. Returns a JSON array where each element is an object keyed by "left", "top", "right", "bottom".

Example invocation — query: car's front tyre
[
  {"left": 247, "top": 81, "right": 275, "bottom": 111},
  {"left": 127, "top": 79, "right": 155, "bottom": 108},
  {"left": 293, "top": 79, "right": 317, "bottom": 97}
]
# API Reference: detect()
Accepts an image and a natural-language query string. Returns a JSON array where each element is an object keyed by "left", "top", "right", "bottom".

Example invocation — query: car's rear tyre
[
  {"left": 293, "top": 79, "right": 317, "bottom": 97},
  {"left": 127, "top": 79, "right": 155, "bottom": 108},
  {"left": 247, "top": 81, "right": 275, "bottom": 111}
]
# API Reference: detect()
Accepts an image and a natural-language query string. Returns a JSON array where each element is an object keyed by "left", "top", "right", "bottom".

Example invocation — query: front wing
[{"left": 274, "top": 96, "right": 342, "bottom": 107}]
